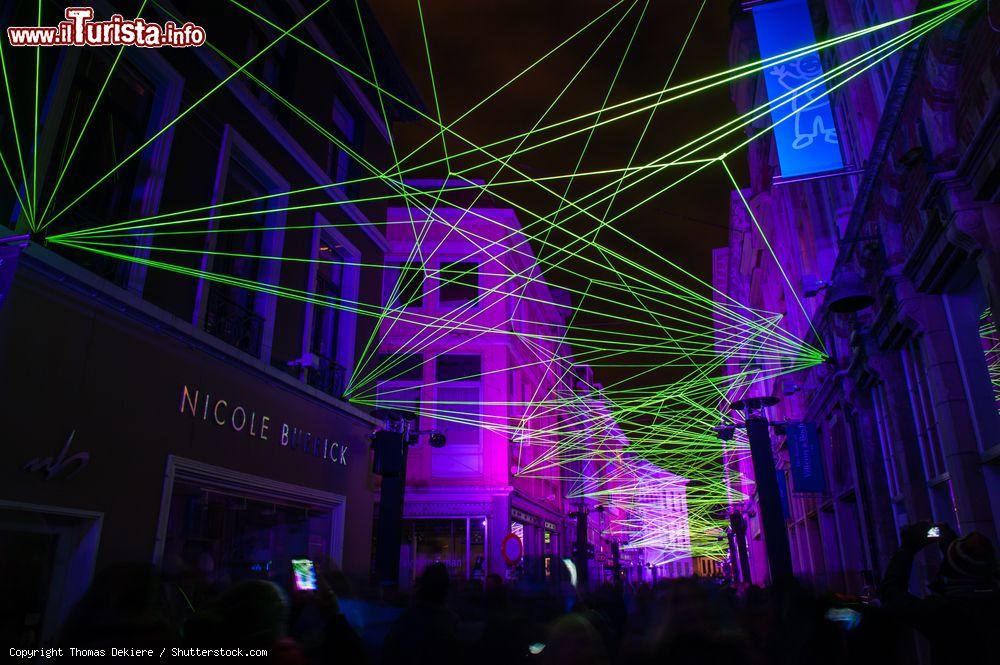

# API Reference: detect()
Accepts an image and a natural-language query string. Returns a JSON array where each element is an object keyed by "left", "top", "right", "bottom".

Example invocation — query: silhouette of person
[
  {"left": 880, "top": 521, "right": 1000, "bottom": 665},
  {"left": 381, "top": 563, "right": 459, "bottom": 665}
]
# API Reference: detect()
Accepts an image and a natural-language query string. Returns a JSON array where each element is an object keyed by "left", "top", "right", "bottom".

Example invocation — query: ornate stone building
[{"left": 718, "top": 0, "right": 1000, "bottom": 597}]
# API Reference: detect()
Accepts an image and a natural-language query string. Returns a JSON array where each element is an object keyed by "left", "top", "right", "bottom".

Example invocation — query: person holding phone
[
  {"left": 286, "top": 560, "right": 368, "bottom": 665},
  {"left": 879, "top": 521, "right": 1000, "bottom": 664}
]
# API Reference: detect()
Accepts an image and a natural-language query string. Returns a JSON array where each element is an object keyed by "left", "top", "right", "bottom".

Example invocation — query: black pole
[
  {"left": 744, "top": 415, "right": 793, "bottom": 581},
  {"left": 725, "top": 527, "right": 739, "bottom": 582},
  {"left": 373, "top": 429, "right": 409, "bottom": 589},
  {"left": 846, "top": 407, "right": 881, "bottom": 584},
  {"left": 611, "top": 540, "right": 621, "bottom": 590},
  {"left": 729, "top": 512, "right": 752, "bottom": 584},
  {"left": 572, "top": 505, "right": 590, "bottom": 591}
]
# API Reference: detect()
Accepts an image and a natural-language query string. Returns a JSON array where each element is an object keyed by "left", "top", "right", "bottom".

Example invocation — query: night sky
[{"left": 370, "top": 0, "right": 740, "bottom": 387}]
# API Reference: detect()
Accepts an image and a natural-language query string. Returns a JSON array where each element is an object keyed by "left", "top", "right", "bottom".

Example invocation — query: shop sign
[
  {"left": 511, "top": 508, "right": 539, "bottom": 525},
  {"left": 543, "top": 520, "right": 558, "bottom": 531},
  {"left": 178, "top": 384, "right": 347, "bottom": 466}
]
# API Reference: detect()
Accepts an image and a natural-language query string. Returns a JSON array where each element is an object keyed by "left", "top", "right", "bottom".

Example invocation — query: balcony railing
[
  {"left": 306, "top": 353, "right": 346, "bottom": 398},
  {"left": 204, "top": 288, "right": 264, "bottom": 358}
]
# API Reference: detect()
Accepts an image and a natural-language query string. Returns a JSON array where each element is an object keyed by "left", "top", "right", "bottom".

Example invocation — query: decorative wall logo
[
  {"left": 23, "top": 431, "right": 90, "bottom": 480},
  {"left": 7, "top": 7, "right": 206, "bottom": 48}
]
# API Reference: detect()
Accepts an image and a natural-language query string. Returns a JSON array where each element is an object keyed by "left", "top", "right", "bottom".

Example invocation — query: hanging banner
[
  {"left": 786, "top": 421, "right": 826, "bottom": 493},
  {"left": 751, "top": 0, "right": 844, "bottom": 178}
]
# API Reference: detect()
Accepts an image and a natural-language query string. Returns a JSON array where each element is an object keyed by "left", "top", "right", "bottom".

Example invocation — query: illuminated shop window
[
  {"left": 162, "top": 481, "right": 335, "bottom": 586},
  {"left": 399, "top": 517, "right": 487, "bottom": 588}
]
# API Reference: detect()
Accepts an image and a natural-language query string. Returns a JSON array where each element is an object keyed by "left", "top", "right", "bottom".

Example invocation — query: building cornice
[{"left": 839, "top": 38, "right": 926, "bottom": 268}]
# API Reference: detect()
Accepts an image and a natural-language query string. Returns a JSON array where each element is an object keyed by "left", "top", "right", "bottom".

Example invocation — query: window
[
  {"left": 245, "top": 25, "right": 294, "bottom": 122},
  {"left": 432, "top": 354, "right": 483, "bottom": 478},
  {"left": 855, "top": 0, "right": 896, "bottom": 108},
  {"left": 306, "top": 237, "right": 346, "bottom": 396},
  {"left": 376, "top": 352, "right": 424, "bottom": 382},
  {"left": 327, "top": 97, "right": 356, "bottom": 194},
  {"left": 901, "top": 337, "right": 958, "bottom": 526},
  {"left": 158, "top": 459, "right": 345, "bottom": 592},
  {"left": 44, "top": 52, "right": 157, "bottom": 286},
  {"left": 203, "top": 161, "right": 268, "bottom": 358},
  {"left": 439, "top": 261, "right": 479, "bottom": 304},
  {"left": 436, "top": 354, "right": 481, "bottom": 382},
  {"left": 399, "top": 518, "right": 486, "bottom": 590},
  {"left": 199, "top": 130, "right": 287, "bottom": 363},
  {"left": 871, "top": 382, "right": 901, "bottom": 498},
  {"left": 385, "top": 262, "right": 425, "bottom": 308},
  {"left": 375, "top": 353, "right": 423, "bottom": 419},
  {"left": 901, "top": 338, "right": 946, "bottom": 479}
]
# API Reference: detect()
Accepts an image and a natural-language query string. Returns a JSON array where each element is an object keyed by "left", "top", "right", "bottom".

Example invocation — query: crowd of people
[{"left": 45, "top": 522, "right": 999, "bottom": 664}]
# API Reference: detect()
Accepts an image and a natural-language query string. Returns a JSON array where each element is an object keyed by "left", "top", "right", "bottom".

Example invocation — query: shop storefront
[
  {"left": 0, "top": 251, "right": 377, "bottom": 647},
  {"left": 398, "top": 517, "right": 488, "bottom": 589},
  {"left": 394, "top": 488, "right": 507, "bottom": 590},
  {"left": 509, "top": 501, "right": 566, "bottom": 582}
]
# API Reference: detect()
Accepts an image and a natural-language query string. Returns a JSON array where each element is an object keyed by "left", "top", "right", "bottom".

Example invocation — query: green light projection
[{"left": 0, "top": 0, "right": 975, "bottom": 558}]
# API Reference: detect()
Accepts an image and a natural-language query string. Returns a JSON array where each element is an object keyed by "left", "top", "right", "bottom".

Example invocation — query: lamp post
[
  {"left": 718, "top": 396, "right": 793, "bottom": 582},
  {"left": 728, "top": 511, "right": 751, "bottom": 584},
  {"left": 570, "top": 500, "right": 592, "bottom": 591},
  {"left": 370, "top": 408, "right": 445, "bottom": 590}
]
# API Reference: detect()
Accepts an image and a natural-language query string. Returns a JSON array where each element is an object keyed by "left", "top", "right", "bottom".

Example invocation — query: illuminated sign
[
  {"left": 178, "top": 384, "right": 347, "bottom": 466},
  {"left": 752, "top": 0, "right": 844, "bottom": 177}
]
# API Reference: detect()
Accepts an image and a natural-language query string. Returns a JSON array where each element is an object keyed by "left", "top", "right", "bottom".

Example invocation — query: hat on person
[{"left": 945, "top": 532, "right": 997, "bottom": 580}]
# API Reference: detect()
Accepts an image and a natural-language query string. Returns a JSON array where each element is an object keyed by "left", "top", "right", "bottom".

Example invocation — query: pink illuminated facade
[
  {"left": 371, "top": 181, "right": 693, "bottom": 587},
  {"left": 374, "top": 187, "right": 575, "bottom": 585}
]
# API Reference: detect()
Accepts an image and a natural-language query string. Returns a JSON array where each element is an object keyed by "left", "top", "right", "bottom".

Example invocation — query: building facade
[
  {"left": 718, "top": 0, "right": 1000, "bottom": 600},
  {"left": 370, "top": 182, "right": 693, "bottom": 589},
  {"left": 0, "top": 0, "right": 419, "bottom": 648},
  {"left": 371, "top": 187, "right": 576, "bottom": 586}
]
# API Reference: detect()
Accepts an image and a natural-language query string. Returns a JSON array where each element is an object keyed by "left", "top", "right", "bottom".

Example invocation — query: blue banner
[
  {"left": 751, "top": 0, "right": 844, "bottom": 177},
  {"left": 786, "top": 421, "right": 826, "bottom": 493}
]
